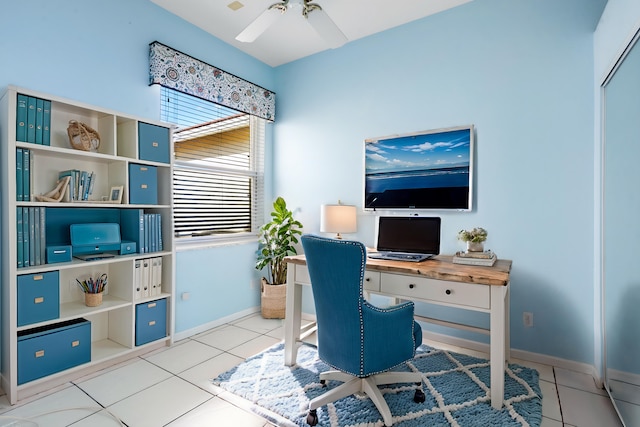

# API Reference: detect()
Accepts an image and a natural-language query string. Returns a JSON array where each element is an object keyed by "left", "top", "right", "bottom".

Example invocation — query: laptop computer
[{"left": 368, "top": 216, "right": 441, "bottom": 262}]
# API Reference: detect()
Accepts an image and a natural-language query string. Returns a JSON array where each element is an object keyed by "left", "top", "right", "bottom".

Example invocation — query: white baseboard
[{"left": 173, "top": 306, "right": 260, "bottom": 341}]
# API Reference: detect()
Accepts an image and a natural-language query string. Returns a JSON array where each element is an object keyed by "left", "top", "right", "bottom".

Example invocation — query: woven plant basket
[
  {"left": 261, "top": 279, "right": 286, "bottom": 319},
  {"left": 67, "top": 120, "right": 100, "bottom": 152}
]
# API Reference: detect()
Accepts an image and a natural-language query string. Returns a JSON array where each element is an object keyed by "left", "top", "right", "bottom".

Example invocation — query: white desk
[{"left": 283, "top": 254, "right": 512, "bottom": 410}]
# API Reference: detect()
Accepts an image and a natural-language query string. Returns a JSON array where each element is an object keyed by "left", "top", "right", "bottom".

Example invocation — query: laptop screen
[{"left": 376, "top": 216, "right": 441, "bottom": 255}]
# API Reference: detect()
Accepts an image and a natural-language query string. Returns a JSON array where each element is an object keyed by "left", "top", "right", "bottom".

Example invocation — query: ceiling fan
[{"left": 236, "top": 0, "right": 347, "bottom": 48}]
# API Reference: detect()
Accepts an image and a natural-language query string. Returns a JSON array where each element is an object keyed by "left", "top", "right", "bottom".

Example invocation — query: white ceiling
[{"left": 151, "top": 0, "right": 473, "bottom": 67}]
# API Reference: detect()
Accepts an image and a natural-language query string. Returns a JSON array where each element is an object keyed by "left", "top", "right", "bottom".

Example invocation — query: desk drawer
[
  {"left": 380, "top": 273, "right": 490, "bottom": 309},
  {"left": 295, "top": 265, "right": 380, "bottom": 291}
]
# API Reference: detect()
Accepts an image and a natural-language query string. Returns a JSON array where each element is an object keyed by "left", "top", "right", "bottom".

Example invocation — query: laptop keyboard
[{"left": 369, "top": 252, "right": 432, "bottom": 261}]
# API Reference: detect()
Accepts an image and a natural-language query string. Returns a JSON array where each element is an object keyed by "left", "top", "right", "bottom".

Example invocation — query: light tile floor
[{"left": 0, "top": 313, "right": 623, "bottom": 427}]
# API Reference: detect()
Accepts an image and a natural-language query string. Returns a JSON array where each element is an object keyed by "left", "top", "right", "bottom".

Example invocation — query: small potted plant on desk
[
  {"left": 256, "top": 197, "right": 303, "bottom": 319},
  {"left": 457, "top": 227, "right": 488, "bottom": 252},
  {"left": 77, "top": 273, "right": 108, "bottom": 307}
]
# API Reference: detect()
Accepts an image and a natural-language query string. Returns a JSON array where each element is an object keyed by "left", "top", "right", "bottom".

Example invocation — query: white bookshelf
[{"left": 0, "top": 85, "right": 175, "bottom": 404}]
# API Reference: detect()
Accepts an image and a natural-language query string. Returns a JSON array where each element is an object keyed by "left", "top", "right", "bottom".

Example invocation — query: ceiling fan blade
[
  {"left": 236, "top": 7, "right": 283, "bottom": 43},
  {"left": 305, "top": 8, "right": 347, "bottom": 48}
]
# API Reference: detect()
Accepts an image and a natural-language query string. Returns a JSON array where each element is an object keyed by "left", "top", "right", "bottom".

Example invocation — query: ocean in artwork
[{"left": 365, "top": 165, "right": 469, "bottom": 194}]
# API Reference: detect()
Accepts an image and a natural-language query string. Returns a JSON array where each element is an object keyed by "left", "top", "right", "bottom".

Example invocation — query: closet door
[{"left": 603, "top": 29, "right": 640, "bottom": 426}]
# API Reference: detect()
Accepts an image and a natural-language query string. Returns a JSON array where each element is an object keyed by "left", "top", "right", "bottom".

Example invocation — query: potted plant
[
  {"left": 457, "top": 227, "right": 488, "bottom": 252},
  {"left": 256, "top": 196, "right": 303, "bottom": 318}
]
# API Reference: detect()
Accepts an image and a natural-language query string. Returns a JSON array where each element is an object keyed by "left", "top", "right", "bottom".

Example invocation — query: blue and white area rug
[{"left": 213, "top": 343, "right": 542, "bottom": 427}]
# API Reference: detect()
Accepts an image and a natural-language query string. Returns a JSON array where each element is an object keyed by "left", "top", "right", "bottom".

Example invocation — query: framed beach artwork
[{"left": 364, "top": 125, "right": 474, "bottom": 211}]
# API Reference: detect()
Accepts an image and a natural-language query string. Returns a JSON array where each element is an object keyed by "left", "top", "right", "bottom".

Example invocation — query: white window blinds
[{"left": 161, "top": 87, "right": 265, "bottom": 239}]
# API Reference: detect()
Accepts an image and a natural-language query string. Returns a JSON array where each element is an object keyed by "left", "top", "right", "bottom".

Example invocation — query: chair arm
[{"left": 360, "top": 300, "right": 418, "bottom": 375}]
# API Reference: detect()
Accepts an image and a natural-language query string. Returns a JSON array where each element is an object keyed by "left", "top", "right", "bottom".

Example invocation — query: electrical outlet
[{"left": 523, "top": 312, "right": 533, "bottom": 328}]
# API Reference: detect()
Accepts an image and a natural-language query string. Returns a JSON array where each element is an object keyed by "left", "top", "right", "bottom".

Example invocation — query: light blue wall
[
  {"left": 2, "top": 0, "right": 636, "bottom": 367},
  {"left": 0, "top": 0, "right": 275, "bottom": 334},
  {"left": 175, "top": 244, "right": 262, "bottom": 332},
  {"left": 273, "top": 0, "right": 606, "bottom": 364}
]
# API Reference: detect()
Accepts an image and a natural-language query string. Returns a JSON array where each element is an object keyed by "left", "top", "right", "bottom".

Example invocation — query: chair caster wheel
[
  {"left": 307, "top": 409, "right": 318, "bottom": 426},
  {"left": 414, "top": 389, "right": 426, "bottom": 403}
]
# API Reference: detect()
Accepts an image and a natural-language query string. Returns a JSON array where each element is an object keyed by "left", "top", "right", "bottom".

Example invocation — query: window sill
[{"left": 175, "top": 233, "right": 258, "bottom": 252}]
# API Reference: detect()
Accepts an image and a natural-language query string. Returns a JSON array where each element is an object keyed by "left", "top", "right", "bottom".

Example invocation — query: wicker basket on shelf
[{"left": 67, "top": 120, "right": 100, "bottom": 152}]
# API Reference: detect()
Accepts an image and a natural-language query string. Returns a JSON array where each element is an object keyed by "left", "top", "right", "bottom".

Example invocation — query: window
[{"left": 161, "top": 87, "right": 265, "bottom": 240}]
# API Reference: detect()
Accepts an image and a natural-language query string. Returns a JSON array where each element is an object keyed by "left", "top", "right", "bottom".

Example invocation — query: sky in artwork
[{"left": 365, "top": 128, "right": 471, "bottom": 174}]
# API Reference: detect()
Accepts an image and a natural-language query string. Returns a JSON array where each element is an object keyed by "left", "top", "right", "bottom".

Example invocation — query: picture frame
[
  {"left": 364, "top": 124, "right": 475, "bottom": 211},
  {"left": 109, "top": 186, "right": 123, "bottom": 203}
]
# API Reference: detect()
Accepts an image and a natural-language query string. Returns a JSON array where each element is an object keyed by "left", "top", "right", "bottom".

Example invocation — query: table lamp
[{"left": 320, "top": 203, "right": 357, "bottom": 239}]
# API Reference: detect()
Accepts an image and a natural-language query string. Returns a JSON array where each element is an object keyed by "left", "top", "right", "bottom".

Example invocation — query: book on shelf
[
  {"left": 17, "top": 207, "right": 47, "bottom": 268},
  {"left": 22, "top": 207, "right": 29, "bottom": 267},
  {"left": 453, "top": 250, "right": 497, "bottom": 266},
  {"left": 142, "top": 258, "right": 150, "bottom": 297},
  {"left": 134, "top": 256, "right": 164, "bottom": 299},
  {"left": 35, "top": 98, "right": 43, "bottom": 144},
  {"left": 122, "top": 210, "right": 163, "bottom": 254},
  {"left": 134, "top": 259, "right": 142, "bottom": 300},
  {"left": 58, "top": 169, "right": 95, "bottom": 201},
  {"left": 39, "top": 207, "right": 46, "bottom": 264},
  {"left": 22, "top": 149, "right": 30, "bottom": 202},
  {"left": 42, "top": 100, "right": 51, "bottom": 145},
  {"left": 34, "top": 207, "right": 41, "bottom": 265},
  {"left": 17, "top": 94, "right": 51, "bottom": 145},
  {"left": 16, "top": 148, "right": 23, "bottom": 201},
  {"left": 59, "top": 169, "right": 78, "bottom": 201},
  {"left": 151, "top": 257, "right": 163, "bottom": 296},
  {"left": 26, "top": 96, "right": 36, "bottom": 143},
  {"left": 16, "top": 94, "right": 27, "bottom": 142},
  {"left": 28, "top": 207, "right": 35, "bottom": 266},
  {"left": 16, "top": 208, "right": 23, "bottom": 268}
]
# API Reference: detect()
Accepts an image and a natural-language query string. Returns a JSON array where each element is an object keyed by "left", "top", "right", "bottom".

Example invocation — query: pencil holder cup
[{"left": 85, "top": 292, "right": 103, "bottom": 307}]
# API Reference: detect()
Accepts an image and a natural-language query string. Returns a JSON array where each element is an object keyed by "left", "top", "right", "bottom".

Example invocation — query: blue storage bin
[
  {"left": 17, "top": 271, "right": 59, "bottom": 326},
  {"left": 46, "top": 245, "right": 72, "bottom": 264},
  {"left": 135, "top": 298, "right": 167, "bottom": 346},
  {"left": 138, "top": 122, "right": 170, "bottom": 164},
  {"left": 17, "top": 318, "right": 91, "bottom": 384},
  {"left": 129, "top": 164, "right": 158, "bottom": 205}
]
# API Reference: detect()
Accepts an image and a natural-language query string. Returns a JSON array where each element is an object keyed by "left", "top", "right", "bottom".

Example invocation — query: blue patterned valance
[{"left": 149, "top": 41, "right": 275, "bottom": 121}]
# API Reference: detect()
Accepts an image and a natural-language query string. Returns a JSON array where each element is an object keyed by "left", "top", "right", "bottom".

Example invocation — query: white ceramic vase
[{"left": 466, "top": 241, "right": 484, "bottom": 252}]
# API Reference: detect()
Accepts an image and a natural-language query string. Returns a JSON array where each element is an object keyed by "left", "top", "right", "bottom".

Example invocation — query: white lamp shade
[{"left": 320, "top": 204, "right": 357, "bottom": 234}]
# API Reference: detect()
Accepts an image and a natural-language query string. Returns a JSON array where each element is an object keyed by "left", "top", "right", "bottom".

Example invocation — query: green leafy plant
[
  {"left": 256, "top": 197, "right": 303, "bottom": 285},
  {"left": 457, "top": 227, "right": 488, "bottom": 243}
]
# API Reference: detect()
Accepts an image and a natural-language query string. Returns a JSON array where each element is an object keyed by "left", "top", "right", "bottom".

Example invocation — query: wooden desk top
[{"left": 285, "top": 254, "right": 512, "bottom": 287}]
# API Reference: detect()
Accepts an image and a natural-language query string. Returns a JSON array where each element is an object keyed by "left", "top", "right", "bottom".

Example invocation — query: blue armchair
[{"left": 300, "top": 234, "right": 425, "bottom": 427}]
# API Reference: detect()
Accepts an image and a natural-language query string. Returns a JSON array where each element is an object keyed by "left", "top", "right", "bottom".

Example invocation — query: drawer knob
[
  {"left": 445, "top": 289, "right": 452, "bottom": 295},
  {"left": 409, "top": 284, "right": 415, "bottom": 289},
  {"left": 365, "top": 278, "right": 370, "bottom": 282}
]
